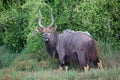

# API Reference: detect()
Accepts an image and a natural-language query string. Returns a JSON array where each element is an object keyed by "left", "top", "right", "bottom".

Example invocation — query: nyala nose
[
  {"left": 44, "top": 33, "right": 49, "bottom": 41},
  {"left": 44, "top": 34, "right": 48, "bottom": 38}
]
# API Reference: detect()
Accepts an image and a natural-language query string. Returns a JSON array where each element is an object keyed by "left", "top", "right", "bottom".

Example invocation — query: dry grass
[{"left": 0, "top": 67, "right": 120, "bottom": 80}]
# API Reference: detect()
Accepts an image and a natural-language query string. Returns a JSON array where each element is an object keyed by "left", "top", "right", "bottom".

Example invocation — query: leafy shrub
[
  {"left": 0, "top": 8, "right": 29, "bottom": 52},
  {"left": 0, "top": 0, "right": 119, "bottom": 52}
]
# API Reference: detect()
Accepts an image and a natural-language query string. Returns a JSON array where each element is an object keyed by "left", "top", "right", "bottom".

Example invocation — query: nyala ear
[
  {"left": 50, "top": 25, "right": 57, "bottom": 32},
  {"left": 35, "top": 27, "right": 44, "bottom": 32}
]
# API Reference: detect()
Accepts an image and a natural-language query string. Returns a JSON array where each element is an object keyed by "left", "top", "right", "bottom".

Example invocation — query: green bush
[
  {"left": 0, "top": 0, "right": 119, "bottom": 52},
  {"left": 0, "top": 8, "right": 29, "bottom": 52},
  {"left": 22, "top": 0, "right": 120, "bottom": 52},
  {"left": 51, "top": 0, "right": 120, "bottom": 42}
]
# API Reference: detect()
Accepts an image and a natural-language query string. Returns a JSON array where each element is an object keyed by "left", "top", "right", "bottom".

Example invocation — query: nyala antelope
[{"left": 35, "top": 9, "right": 103, "bottom": 72}]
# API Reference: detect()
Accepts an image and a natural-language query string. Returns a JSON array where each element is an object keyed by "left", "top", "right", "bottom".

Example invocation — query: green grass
[
  {"left": 0, "top": 41, "right": 119, "bottom": 80},
  {"left": 0, "top": 67, "right": 120, "bottom": 80}
]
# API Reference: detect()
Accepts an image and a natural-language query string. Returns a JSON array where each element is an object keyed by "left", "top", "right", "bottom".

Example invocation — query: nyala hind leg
[
  {"left": 93, "top": 58, "right": 103, "bottom": 69},
  {"left": 77, "top": 52, "right": 89, "bottom": 72},
  {"left": 97, "top": 59, "right": 103, "bottom": 69},
  {"left": 84, "top": 64, "right": 89, "bottom": 72}
]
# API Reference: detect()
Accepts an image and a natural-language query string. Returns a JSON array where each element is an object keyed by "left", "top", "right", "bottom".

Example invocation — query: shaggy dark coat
[{"left": 44, "top": 30, "right": 99, "bottom": 69}]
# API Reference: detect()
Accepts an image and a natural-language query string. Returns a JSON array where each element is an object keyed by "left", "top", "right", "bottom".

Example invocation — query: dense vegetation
[{"left": 0, "top": 0, "right": 120, "bottom": 79}]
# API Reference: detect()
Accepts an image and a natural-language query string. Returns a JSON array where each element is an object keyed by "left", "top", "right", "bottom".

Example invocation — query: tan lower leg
[
  {"left": 84, "top": 64, "right": 89, "bottom": 72},
  {"left": 98, "top": 59, "right": 103, "bottom": 69},
  {"left": 57, "top": 65, "right": 63, "bottom": 71}
]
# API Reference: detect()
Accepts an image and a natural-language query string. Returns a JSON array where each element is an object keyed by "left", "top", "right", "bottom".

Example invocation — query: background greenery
[{"left": 0, "top": 0, "right": 120, "bottom": 79}]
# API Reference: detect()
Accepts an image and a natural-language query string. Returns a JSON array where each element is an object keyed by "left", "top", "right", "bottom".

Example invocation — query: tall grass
[
  {"left": 97, "top": 41, "right": 120, "bottom": 68},
  {"left": 0, "top": 40, "right": 119, "bottom": 80},
  {"left": 0, "top": 46, "right": 17, "bottom": 69},
  {"left": 0, "top": 40, "right": 119, "bottom": 71},
  {"left": 0, "top": 67, "right": 120, "bottom": 80}
]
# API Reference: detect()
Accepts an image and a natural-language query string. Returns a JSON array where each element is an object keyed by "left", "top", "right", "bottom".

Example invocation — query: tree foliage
[{"left": 0, "top": 0, "right": 119, "bottom": 52}]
